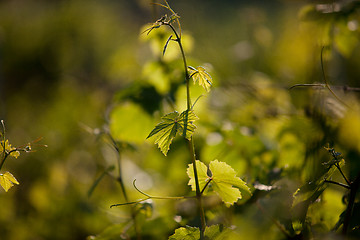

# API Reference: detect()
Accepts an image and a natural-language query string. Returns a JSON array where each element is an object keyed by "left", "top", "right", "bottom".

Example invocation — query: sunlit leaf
[
  {"left": 169, "top": 225, "right": 233, "bottom": 240},
  {"left": 186, "top": 160, "right": 209, "bottom": 193},
  {"left": 209, "top": 160, "right": 251, "bottom": 206},
  {"left": 147, "top": 110, "right": 198, "bottom": 156},
  {"left": 187, "top": 160, "right": 251, "bottom": 206},
  {"left": 0, "top": 171, "right": 19, "bottom": 192},
  {"left": 168, "top": 226, "right": 199, "bottom": 240},
  {"left": 110, "top": 102, "right": 154, "bottom": 144},
  {"left": 0, "top": 140, "right": 20, "bottom": 158},
  {"left": 188, "top": 66, "right": 213, "bottom": 92}
]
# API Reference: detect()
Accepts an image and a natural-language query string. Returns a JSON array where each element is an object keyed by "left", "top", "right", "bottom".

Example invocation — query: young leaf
[
  {"left": 169, "top": 225, "right": 234, "bottom": 240},
  {"left": 0, "top": 140, "right": 20, "bottom": 158},
  {"left": 204, "top": 224, "right": 233, "bottom": 240},
  {"left": 187, "top": 160, "right": 210, "bottom": 193},
  {"left": 168, "top": 226, "right": 199, "bottom": 240},
  {"left": 209, "top": 160, "right": 251, "bottom": 206},
  {"left": 147, "top": 110, "right": 198, "bottom": 156},
  {"left": 188, "top": 66, "right": 213, "bottom": 92},
  {"left": 187, "top": 160, "right": 251, "bottom": 206},
  {"left": 0, "top": 171, "right": 19, "bottom": 192}
]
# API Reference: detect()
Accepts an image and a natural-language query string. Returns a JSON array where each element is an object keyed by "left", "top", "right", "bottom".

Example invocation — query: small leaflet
[
  {"left": 188, "top": 66, "right": 213, "bottom": 92},
  {"left": 0, "top": 140, "right": 20, "bottom": 158},
  {"left": 0, "top": 171, "right": 19, "bottom": 192}
]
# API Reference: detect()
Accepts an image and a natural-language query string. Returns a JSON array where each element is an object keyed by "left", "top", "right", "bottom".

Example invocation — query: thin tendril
[
  {"left": 321, "top": 46, "right": 349, "bottom": 108},
  {"left": 110, "top": 179, "right": 194, "bottom": 208}
]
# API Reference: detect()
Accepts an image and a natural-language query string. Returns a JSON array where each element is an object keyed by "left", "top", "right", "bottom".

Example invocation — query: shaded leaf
[
  {"left": 334, "top": 19, "right": 359, "bottom": 58},
  {"left": 87, "top": 223, "right": 129, "bottom": 240},
  {"left": 88, "top": 166, "right": 115, "bottom": 198},
  {"left": 110, "top": 102, "right": 154, "bottom": 144},
  {"left": 188, "top": 66, "right": 213, "bottom": 92},
  {"left": 0, "top": 171, "right": 19, "bottom": 192},
  {"left": 147, "top": 110, "right": 198, "bottom": 156},
  {"left": 204, "top": 224, "right": 233, "bottom": 240},
  {"left": 292, "top": 155, "right": 344, "bottom": 222}
]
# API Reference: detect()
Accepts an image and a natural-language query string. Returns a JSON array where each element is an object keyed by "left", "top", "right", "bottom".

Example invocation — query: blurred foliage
[{"left": 0, "top": 0, "right": 360, "bottom": 239}]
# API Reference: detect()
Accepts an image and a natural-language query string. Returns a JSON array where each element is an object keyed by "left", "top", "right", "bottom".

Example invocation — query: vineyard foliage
[{"left": 1, "top": 0, "right": 360, "bottom": 240}]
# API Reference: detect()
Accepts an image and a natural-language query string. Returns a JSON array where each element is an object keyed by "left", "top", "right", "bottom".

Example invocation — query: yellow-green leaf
[
  {"left": 147, "top": 110, "right": 198, "bottom": 156},
  {"left": 209, "top": 160, "right": 251, "bottom": 206},
  {"left": 188, "top": 66, "right": 213, "bottom": 92},
  {"left": 187, "top": 160, "right": 209, "bottom": 193},
  {"left": 168, "top": 226, "right": 199, "bottom": 240},
  {"left": 187, "top": 160, "right": 251, "bottom": 206},
  {"left": 0, "top": 140, "right": 20, "bottom": 158},
  {"left": 169, "top": 225, "right": 234, "bottom": 240},
  {"left": 0, "top": 171, "right": 19, "bottom": 192},
  {"left": 109, "top": 103, "right": 154, "bottom": 144}
]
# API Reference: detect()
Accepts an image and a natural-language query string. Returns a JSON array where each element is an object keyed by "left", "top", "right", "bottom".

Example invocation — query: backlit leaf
[
  {"left": 187, "top": 160, "right": 251, "bottom": 206},
  {"left": 147, "top": 110, "right": 198, "bottom": 156},
  {"left": 186, "top": 160, "right": 209, "bottom": 193},
  {"left": 0, "top": 171, "right": 19, "bottom": 192},
  {"left": 188, "top": 66, "right": 213, "bottom": 92},
  {"left": 168, "top": 226, "right": 199, "bottom": 240},
  {"left": 209, "top": 160, "right": 251, "bottom": 206},
  {"left": 169, "top": 225, "right": 233, "bottom": 240},
  {"left": 0, "top": 140, "right": 20, "bottom": 158}
]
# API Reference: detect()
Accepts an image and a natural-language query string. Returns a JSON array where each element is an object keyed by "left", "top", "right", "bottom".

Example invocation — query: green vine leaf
[
  {"left": 169, "top": 225, "right": 233, "bottom": 240},
  {"left": 187, "top": 160, "right": 251, "bottom": 206},
  {"left": 168, "top": 226, "right": 199, "bottom": 240},
  {"left": 0, "top": 140, "right": 20, "bottom": 158},
  {"left": 209, "top": 160, "right": 251, "bottom": 206},
  {"left": 186, "top": 160, "right": 209, "bottom": 193},
  {"left": 147, "top": 110, "right": 198, "bottom": 156},
  {"left": 188, "top": 66, "right": 213, "bottom": 92},
  {"left": 0, "top": 171, "right": 19, "bottom": 192}
]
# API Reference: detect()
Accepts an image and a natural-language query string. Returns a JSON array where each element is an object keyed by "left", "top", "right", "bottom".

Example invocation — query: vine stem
[
  {"left": 0, "top": 153, "right": 8, "bottom": 171},
  {"left": 335, "top": 163, "right": 351, "bottom": 186},
  {"left": 342, "top": 172, "right": 360, "bottom": 235},
  {"left": 108, "top": 134, "right": 141, "bottom": 240},
  {"left": 324, "top": 179, "right": 350, "bottom": 189},
  {"left": 0, "top": 120, "right": 7, "bottom": 171},
  {"left": 167, "top": 22, "right": 206, "bottom": 239}
]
